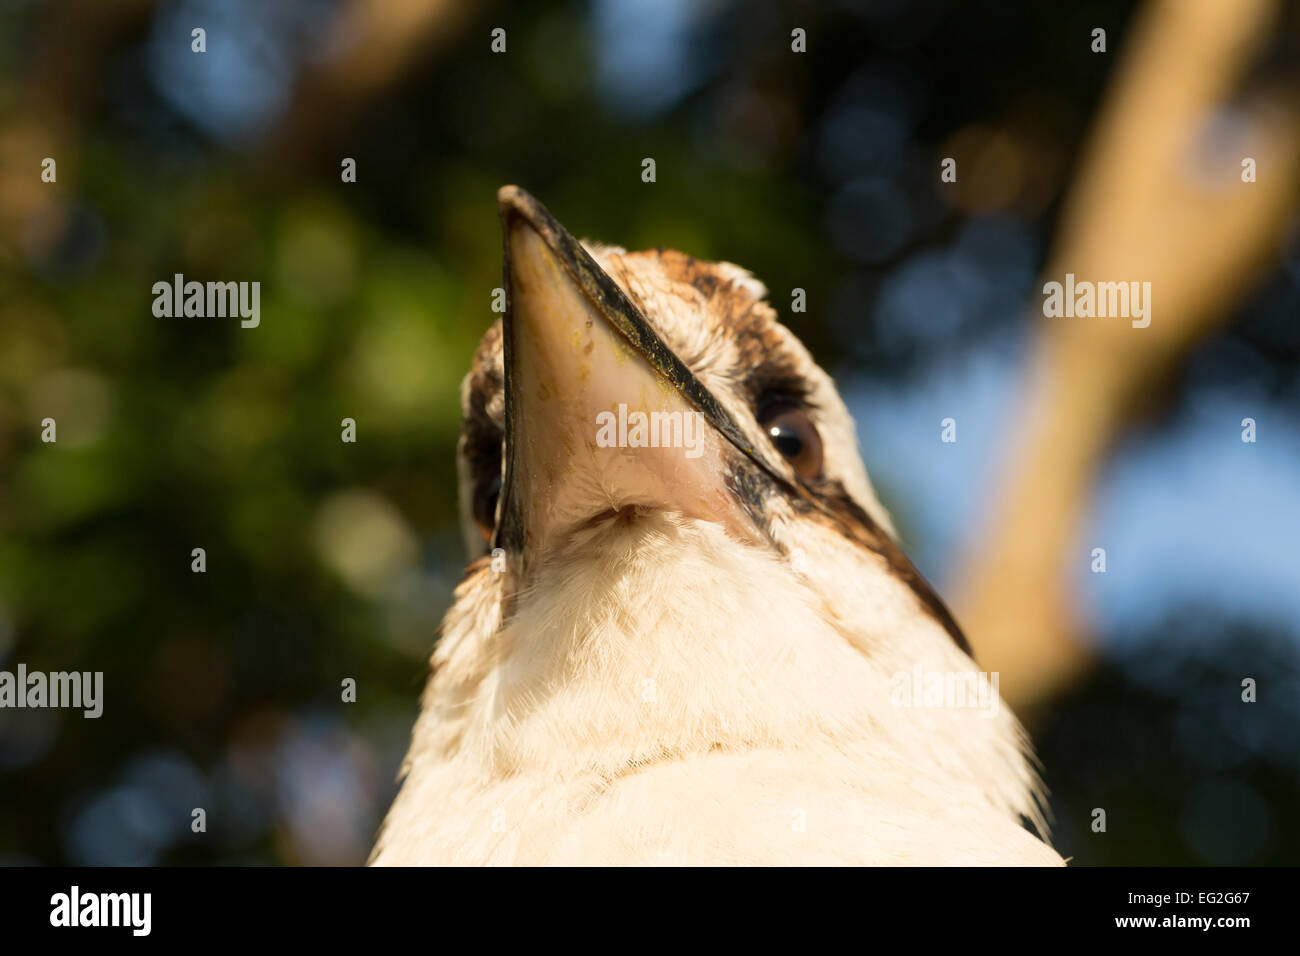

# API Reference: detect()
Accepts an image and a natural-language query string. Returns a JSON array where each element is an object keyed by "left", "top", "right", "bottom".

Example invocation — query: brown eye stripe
[
  {"left": 795, "top": 479, "right": 975, "bottom": 659},
  {"left": 462, "top": 322, "right": 505, "bottom": 481}
]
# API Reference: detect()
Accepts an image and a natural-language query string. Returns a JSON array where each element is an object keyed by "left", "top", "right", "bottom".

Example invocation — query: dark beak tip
[
  {"left": 496, "top": 183, "right": 525, "bottom": 211},
  {"left": 497, "top": 185, "right": 548, "bottom": 233}
]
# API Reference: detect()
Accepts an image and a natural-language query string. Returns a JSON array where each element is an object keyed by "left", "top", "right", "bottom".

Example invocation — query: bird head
[
  {"left": 463, "top": 186, "right": 969, "bottom": 655},
  {"left": 374, "top": 187, "right": 1055, "bottom": 864}
]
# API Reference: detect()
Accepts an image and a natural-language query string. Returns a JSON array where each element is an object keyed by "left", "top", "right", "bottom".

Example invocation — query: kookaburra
[{"left": 371, "top": 186, "right": 1063, "bottom": 866}]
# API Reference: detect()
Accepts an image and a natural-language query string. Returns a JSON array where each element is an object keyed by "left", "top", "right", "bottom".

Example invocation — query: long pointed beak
[{"left": 493, "top": 186, "right": 769, "bottom": 562}]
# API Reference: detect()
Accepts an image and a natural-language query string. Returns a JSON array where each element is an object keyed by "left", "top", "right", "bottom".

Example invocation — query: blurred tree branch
[
  {"left": 0, "top": 0, "right": 157, "bottom": 261},
  {"left": 0, "top": 0, "right": 489, "bottom": 238},
  {"left": 952, "top": 0, "right": 1300, "bottom": 714},
  {"left": 264, "top": 0, "right": 485, "bottom": 171}
]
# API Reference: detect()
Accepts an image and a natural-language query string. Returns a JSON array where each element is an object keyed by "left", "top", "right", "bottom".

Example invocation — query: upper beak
[{"left": 493, "top": 186, "right": 770, "bottom": 563}]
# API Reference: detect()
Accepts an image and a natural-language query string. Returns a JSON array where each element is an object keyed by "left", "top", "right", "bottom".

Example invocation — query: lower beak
[{"left": 494, "top": 186, "right": 761, "bottom": 564}]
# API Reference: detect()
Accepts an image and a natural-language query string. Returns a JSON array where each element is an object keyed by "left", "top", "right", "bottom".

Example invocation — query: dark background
[{"left": 1, "top": 0, "right": 1297, "bottom": 865}]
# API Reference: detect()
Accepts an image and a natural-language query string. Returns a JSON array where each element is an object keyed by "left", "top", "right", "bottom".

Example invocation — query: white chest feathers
[{"left": 371, "top": 513, "right": 1062, "bottom": 866}]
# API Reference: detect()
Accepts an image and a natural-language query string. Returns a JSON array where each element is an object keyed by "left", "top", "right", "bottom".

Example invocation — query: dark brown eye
[
  {"left": 759, "top": 405, "right": 823, "bottom": 480},
  {"left": 473, "top": 470, "right": 501, "bottom": 542}
]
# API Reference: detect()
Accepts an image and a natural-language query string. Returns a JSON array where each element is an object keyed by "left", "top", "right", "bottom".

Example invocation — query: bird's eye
[
  {"left": 473, "top": 471, "right": 502, "bottom": 542},
  {"left": 759, "top": 405, "right": 823, "bottom": 480}
]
